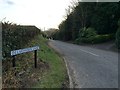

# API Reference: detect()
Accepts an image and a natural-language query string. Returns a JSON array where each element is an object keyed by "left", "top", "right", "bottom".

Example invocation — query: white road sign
[{"left": 11, "top": 46, "right": 39, "bottom": 56}]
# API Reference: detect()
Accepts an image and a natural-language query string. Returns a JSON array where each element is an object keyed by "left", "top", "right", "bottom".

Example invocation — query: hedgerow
[{"left": 2, "top": 22, "right": 41, "bottom": 58}]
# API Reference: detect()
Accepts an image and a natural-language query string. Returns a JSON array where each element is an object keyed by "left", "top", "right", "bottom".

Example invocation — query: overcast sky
[
  {"left": 0, "top": 0, "right": 75, "bottom": 30},
  {"left": 1, "top": 0, "right": 119, "bottom": 30}
]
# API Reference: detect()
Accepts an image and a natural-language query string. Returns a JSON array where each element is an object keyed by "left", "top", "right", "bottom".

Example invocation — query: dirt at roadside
[{"left": 2, "top": 54, "right": 49, "bottom": 88}]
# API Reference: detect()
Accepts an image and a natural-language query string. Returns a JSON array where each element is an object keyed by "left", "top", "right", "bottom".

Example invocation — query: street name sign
[
  {"left": 11, "top": 46, "right": 39, "bottom": 56},
  {"left": 11, "top": 46, "right": 39, "bottom": 68}
]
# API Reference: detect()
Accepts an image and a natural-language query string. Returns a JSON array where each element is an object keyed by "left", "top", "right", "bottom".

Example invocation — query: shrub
[
  {"left": 75, "top": 27, "right": 115, "bottom": 44},
  {"left": 116, "top": 28, "right": 120, "bottom": 49},
  {"left": 93, "top": 35, "right": 109, "bottom": 43},
  {"left": 2, "top": 22, "right": 41, "bottom": 58},
  {"left": 79, "top": 27, "right": 97, "bottom": 38},
  {"left": 115, "top": 18, "right": 120, "bottom": 49},
  {"left": 118, "top": 18, "right": 120, "bottom": 27},
  {"left": 75, "top": 34, "right": 114, "bottom": 44},
  {"left": 75, "top": 27, "right": 97, "bottom": 44}
]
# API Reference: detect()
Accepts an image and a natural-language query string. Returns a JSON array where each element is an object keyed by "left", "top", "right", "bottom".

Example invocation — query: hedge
[
  {"left": 116, "top": 28, "right": 120, "bottom": 49},
  {"left": 75, "top": 34, "right": 115, "bottom": 44},
  {"left": 2, "top": 22, "right": 41, "bottom": 58}
]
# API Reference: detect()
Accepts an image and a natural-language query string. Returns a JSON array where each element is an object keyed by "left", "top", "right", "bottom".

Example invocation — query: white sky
[
  {"left": 1, "top": 0, "right": 118, "bottom": 30},
  {"left": 0, "top": 0, "right": 74, "bottom": 30}
]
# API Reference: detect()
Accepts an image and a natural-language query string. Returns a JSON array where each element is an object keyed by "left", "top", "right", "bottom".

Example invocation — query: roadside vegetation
[
  {"left": 116, "top": 19, "right": 120, "bottom": 49},
  {"left": 2, "top": 22, "right": 68, "bottom": 88},
  {"left": 2, "top": 22, "right": 41, "bottom": 58},
  {"left": 75, "top": 27, "right": 115, "bottom": 44},
  {"left": 46, "top": 2, "right": 120, "bottom": 49},
  {"left": 32, "top": 36, "right": 68, "bottom": 88}
]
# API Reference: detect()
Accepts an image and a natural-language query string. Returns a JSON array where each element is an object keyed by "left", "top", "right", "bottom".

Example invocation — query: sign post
[
  {"left": 11, "top": 46, "right": 39, "bottom": 68},
  {"left": 34, "top": 50, "right": 37, "bottom": 68},
  {"left": 12, "top": 55, "right": 16, "bottom": 67}
]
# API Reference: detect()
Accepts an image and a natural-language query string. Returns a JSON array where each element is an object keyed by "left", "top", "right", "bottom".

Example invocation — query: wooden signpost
[{"left": 11, "top": 46, "right": 39, "bottom": 68}]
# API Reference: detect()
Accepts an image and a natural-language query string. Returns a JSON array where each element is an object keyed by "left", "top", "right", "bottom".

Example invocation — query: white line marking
[{"left": 80, "top": 49, "right": 99, "bottom": 57}]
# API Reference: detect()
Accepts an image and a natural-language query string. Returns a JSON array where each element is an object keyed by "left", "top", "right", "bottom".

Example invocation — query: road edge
[
  {"left": 47, "top": 40, "right": 73, "bottom": 88},
  {"left": 63, "top": 57, "right": 73, "bottom": 88}
]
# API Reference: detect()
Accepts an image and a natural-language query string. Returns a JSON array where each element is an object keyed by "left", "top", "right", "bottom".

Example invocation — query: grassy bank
[
  {"left": 32, "top": 35, "right": 68, "bottom": 88},
  {"left": 2, "top": 35, "right": 68, "bottom": 88}
]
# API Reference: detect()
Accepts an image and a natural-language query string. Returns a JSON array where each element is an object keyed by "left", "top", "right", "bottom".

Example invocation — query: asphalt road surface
[{"left": 49, "top": 40, "right": 118, "bottom": 88}]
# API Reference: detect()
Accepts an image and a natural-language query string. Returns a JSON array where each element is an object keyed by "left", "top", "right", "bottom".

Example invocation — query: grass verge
[{"left": 32, "top": 35, "right": 68, "bottom": 88}]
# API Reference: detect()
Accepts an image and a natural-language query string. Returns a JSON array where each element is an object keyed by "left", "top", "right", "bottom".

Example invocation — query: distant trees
[
  {"left": 44, "top": 28, "right": 58, "bottom": 39},
  {"left": 52, "top": 2, "right": 120, "bottom": 44}
]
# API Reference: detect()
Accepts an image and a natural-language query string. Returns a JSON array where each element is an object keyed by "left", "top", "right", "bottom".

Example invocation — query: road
[{"left": 49, "top": 40, "right": 118, "bottom": 88}]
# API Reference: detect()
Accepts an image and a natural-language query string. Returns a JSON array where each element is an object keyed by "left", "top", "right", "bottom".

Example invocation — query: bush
[
  {"left": 2, "top": 22, "right": 41, "bottom": 58},
  {"left": 75, "top": 27, "right": 115, "bottom": 44},
  {"left": 115, "top": 18, "right": 120, "bottom": 49},
  {"left": 118, "top": 18, "right": 120, "bottom": 27},
  {"left": 93, "top": 35, "right": 110, "bottom": 43},
  {"left": 79, "top": 27, "right": 97, "bottom": 38},
  {"left": 116, "top": 28, "right": 120, "bottom": 49},
  {"left": 75, "top": 33, "right": 114, "bottom": 44},
  {"left": 75, "top": 27, "right": 97, "bottom": 44}
]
